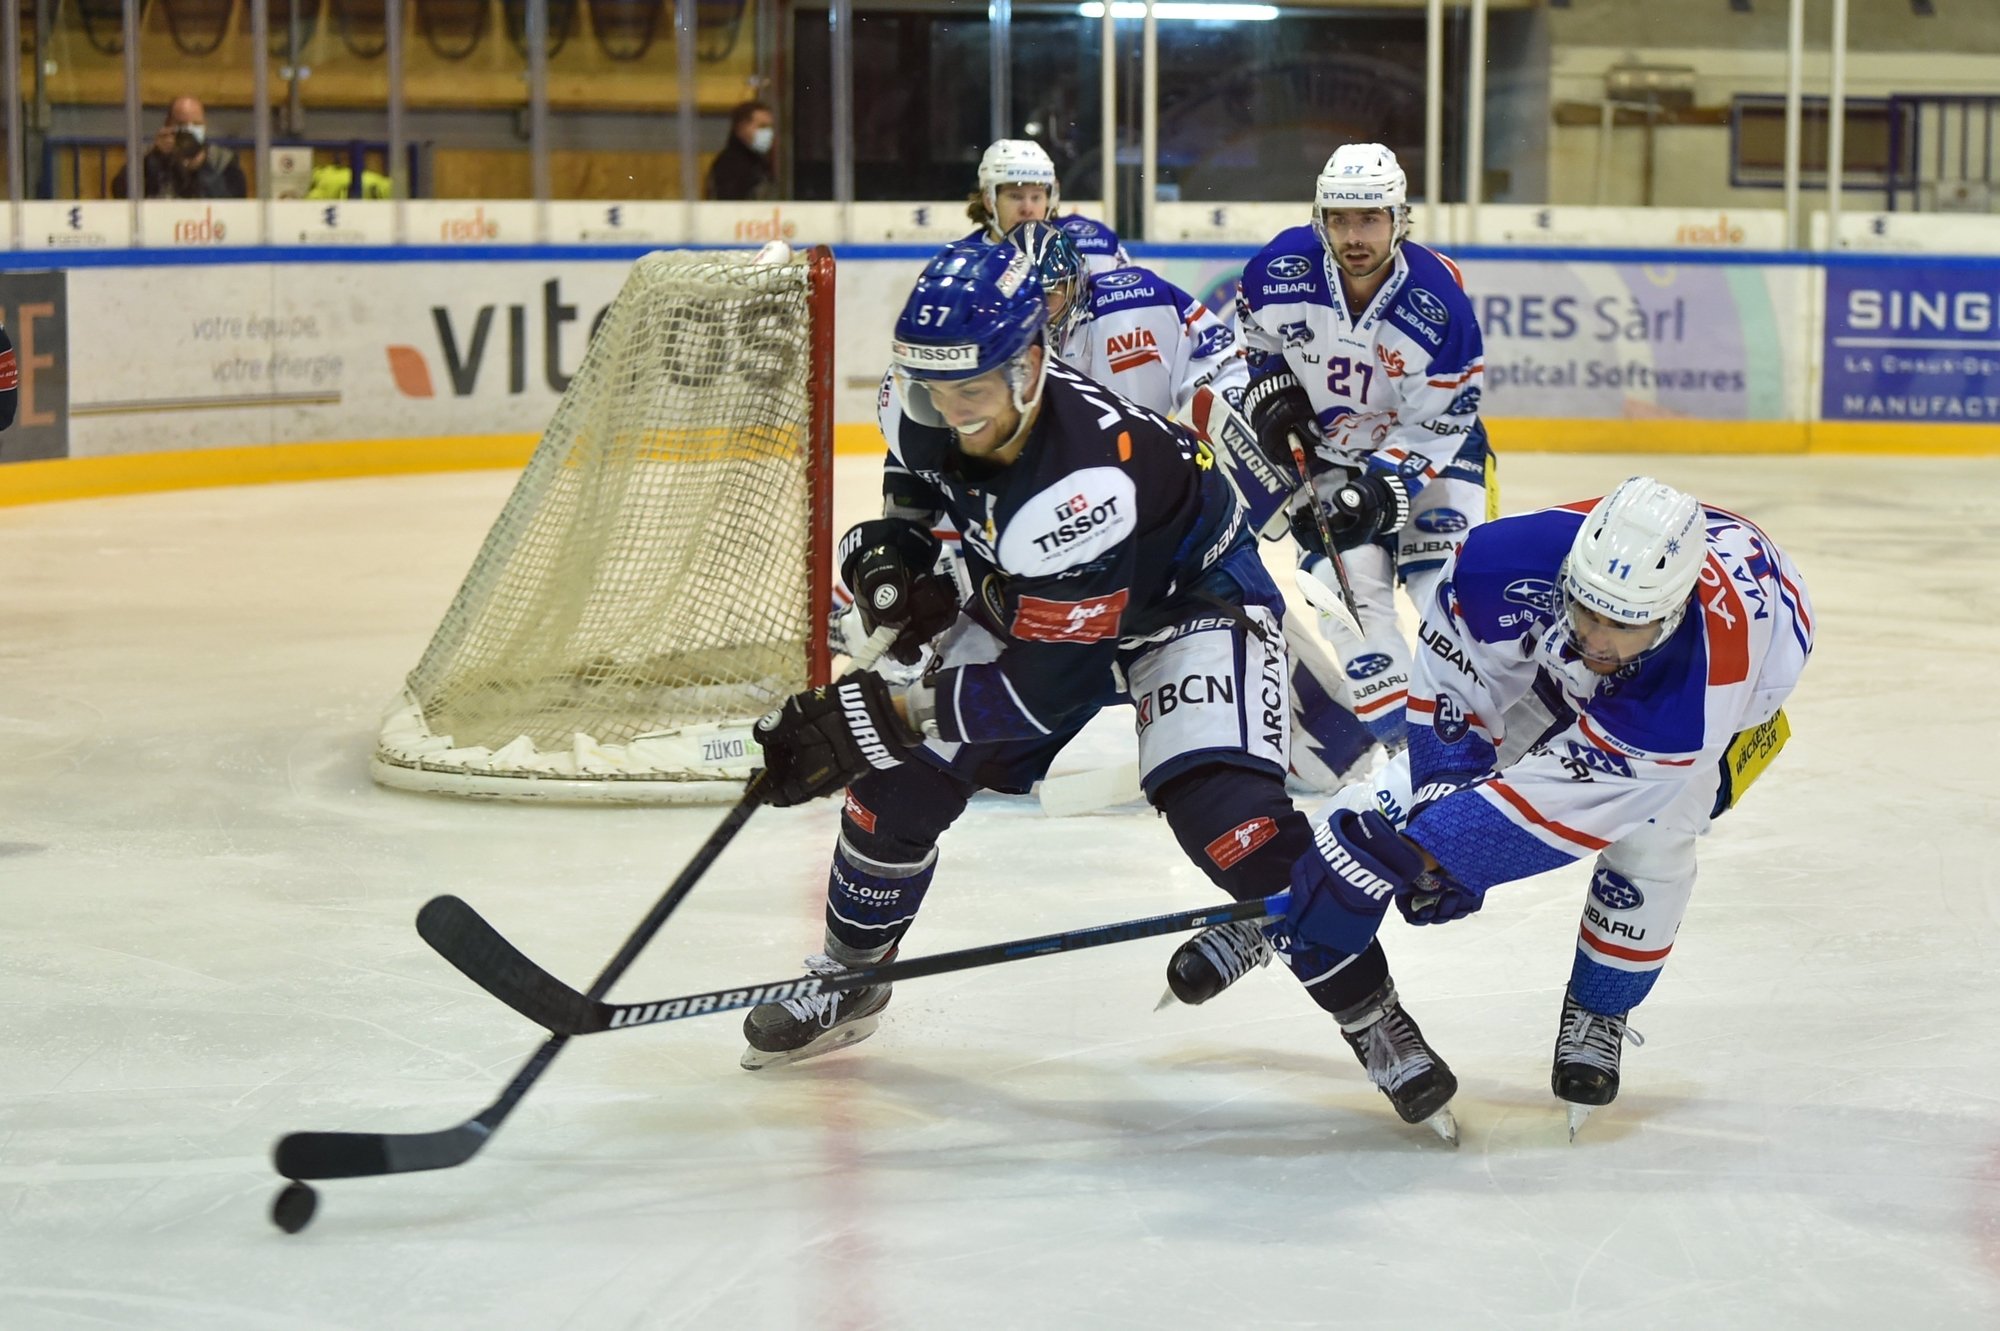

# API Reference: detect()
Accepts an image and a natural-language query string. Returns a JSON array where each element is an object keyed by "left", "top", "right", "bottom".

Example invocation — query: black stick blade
[
  {"left": 273, "top": 1123, "right": 488, "bottom": 1180},
  {"left": 416, "top": 895, "right": 600, "bottom": 1033}
]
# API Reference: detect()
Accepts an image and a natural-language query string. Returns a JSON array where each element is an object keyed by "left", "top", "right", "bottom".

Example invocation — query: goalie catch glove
[
  {"left": 1290, "top": 471, "right": 1416, "bottom": 556},
  {"left": 1242, "top": 372, "right": 1322, "bottom": 485},
  {"left": 837, "top": 518, "right": 961, "bottom": 665},
  {"left": 754, "top": 673, "right": 923, "bottom": 807}
]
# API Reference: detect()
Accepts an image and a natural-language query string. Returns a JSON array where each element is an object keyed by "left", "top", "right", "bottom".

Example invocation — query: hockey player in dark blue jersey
[{"left": 743, "top": 241, "right": 1460, "bottom": 1139}]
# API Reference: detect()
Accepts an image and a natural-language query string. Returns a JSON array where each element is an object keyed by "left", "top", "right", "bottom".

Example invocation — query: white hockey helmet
[
  {"left": 1559, "top": 477, "right": 1707, "bottom": 663},
  {"left": 1314, "top": 143, "right": 1410, "bottom": 245},
  {"left": 979, "top": 138, "right": 1061, "bottom": 224}
]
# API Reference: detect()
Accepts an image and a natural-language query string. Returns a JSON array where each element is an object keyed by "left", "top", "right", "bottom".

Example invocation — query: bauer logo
[
  {"left": 892, "top": 340, "right": 979, "bottom": 369},
  {"left": 1408, "top": 288, "right": 1450, "bottom": 326},
  {"left": 1097, "top": 270, "right": 1144, "bottom": 289},
  {"left": 1266, "top": 255, "right": 1313, "bottom": 281},
  {"left": 1415, "top": 508, "right": 1468, "bottom": 533}
]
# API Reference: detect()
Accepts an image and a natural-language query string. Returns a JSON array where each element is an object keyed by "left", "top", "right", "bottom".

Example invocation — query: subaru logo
[
  {"left": 1098, "top": 270, "right": 1144, "bottom": 288},
  {"left": 1590, "top": 867, "right": 1645, "bottom": 911},
  {"left": 1409, "top": 288, "right": 1449, "bottom": 325},
  {"left": 1278, "top": 320, "right": 1314, "bottom": 347},
  {"left": 1414, "top": 508, "right": 1468, "bottom": 533},
  {"left": 1267, "top": 254, "right": 1312, "bottom": 280},
  {"left": 1345, "top": 652, "right": 1393, "bottom": 680},
  {"left": 1503, "top": 578, "right": 1558, "bottom": 616}
]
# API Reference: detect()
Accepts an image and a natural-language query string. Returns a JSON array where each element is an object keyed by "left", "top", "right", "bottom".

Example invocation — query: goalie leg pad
[
  {"left": 1303, "top": 545, "right": 1411, "bottom": 747},
  {"left": 1282, "top": 615, "right": 1375, "bottom": 793}
]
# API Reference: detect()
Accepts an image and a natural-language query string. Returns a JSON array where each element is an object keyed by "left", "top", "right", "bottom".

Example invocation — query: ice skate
[
  {"left": 1338, "top": 983, "right": 1459, "bottom": 1144},
  {"left": 741, "top": 954, "right": 892, "bottom": 1070},
  {"left": 1157, "top": 918, "right": 1273, "bottom": 1009},
  {"left": 1552, "top": 988, "right": 1643, "bottom": 1140}
]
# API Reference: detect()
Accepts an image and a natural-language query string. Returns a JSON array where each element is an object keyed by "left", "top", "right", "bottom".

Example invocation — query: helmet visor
[
  {"left": 893, "top": 362, "right": 1015, "bottom": 433},
  {"left": 1560, "top": 593, "right": 1675, "bottom": 668}
]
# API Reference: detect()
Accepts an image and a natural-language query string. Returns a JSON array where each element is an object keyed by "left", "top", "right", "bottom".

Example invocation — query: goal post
[{"left": 372, "top": 245, "right": 836, "bottom": 804}]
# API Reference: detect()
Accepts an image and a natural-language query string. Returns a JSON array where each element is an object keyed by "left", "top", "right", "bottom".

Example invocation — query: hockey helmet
[
  {"left": 978, "top": 138, "right": 1061, "bottom": 225},
  {"left": 1558, "top": 477, "right": 1707, "bottom": 666},
  {"left": 1006, "top": 220, "right": 1089, "bottom": 344},
  {"left": 1314, "top": 143, "right": 1410, "bottom": 249},
  {"left": 891, "top": 241, "right": 1049, "bottom": 431}
]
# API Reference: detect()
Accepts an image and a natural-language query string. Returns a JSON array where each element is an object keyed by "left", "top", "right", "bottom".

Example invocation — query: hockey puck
[{"left": 271, "top": 1180, "right": 318, "bottom": 1234}]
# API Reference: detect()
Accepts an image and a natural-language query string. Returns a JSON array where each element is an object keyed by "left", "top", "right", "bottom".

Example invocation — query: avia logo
[
  {"left": 322, "top": 206, "right": 339, "bottom": 227},
  {"left": 172, "top": 207, "right": 228, "bottom": 243},
  {"left": 387, "top": 279, "right": 608, "bottom": 398},
  {"left": 66, "top": 206, "right": 83, "bottom": 229},
  {"left": 604, "top": 205, "right": 623, "bottom": 227},
  {"left": 1106, "top": 328, "right": 1161, "bottom": 374}
]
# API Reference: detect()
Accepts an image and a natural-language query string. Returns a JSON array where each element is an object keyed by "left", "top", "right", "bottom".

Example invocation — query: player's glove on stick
[
  {"left": 837, "top": 518, "right": 961, "bottom": 665},
  {"left": 1291, "top": 472, "right": 1415, "bottom": 555},
  {"left": 1280, "top": 808, "right": 1427, "bottom": 955},
  {"left": 1243, "top": 373, "right": 1321, "bottom": 486},
  {"left": 754, "top": 673, "right": 922, "bottom": 807}
]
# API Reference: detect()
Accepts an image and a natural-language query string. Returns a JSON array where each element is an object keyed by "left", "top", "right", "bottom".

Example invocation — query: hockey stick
[
  {"left": 1292, "top": 559, "right": 1365, "bottom": 641},
  {"left": 271, "top": 626, "right": 900, "bottom": 1186},
  {"left": 417, "top": 890, "right": 1289, "bottom": 1037}
]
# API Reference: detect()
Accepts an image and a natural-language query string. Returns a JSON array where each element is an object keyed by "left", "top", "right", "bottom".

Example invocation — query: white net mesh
[{"left": 373, "top": 248, "right": 829, "bottom": 803}]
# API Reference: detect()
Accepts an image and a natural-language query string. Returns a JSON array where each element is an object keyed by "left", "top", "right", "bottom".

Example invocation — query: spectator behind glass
[
  {"left": 116, "top": 97, "right": 248, "bottom": 200},
  {"left": 705, "top": 100, "right": 775, "bottom": 202}
]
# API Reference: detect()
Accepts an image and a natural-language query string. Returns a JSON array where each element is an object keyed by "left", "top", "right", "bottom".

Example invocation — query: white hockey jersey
[
  {"left": 1398, "top": 501, "right": 1814, "bottom": 893},
  {"left": 1237, "top": 228, "right": 1489, "bottom": 493},
  {"left": 1051, "top": 264, "right": 1248, "bottom": 420}
]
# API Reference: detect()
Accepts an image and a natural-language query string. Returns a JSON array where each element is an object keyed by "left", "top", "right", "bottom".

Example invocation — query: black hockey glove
[
  {"left": 753, "top": 673, "right": 922, "bottom": 807},
  {"left": 1290, "top": 472, "right": 1416, "bottom": 555},
  {"left": 1242, "top": 373, "right": 1321, "bottom": 484},
  {"left": 837, "top": 518, "right": 961, "bottom": 665}
]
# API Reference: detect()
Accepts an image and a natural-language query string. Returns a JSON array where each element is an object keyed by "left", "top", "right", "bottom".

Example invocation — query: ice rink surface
[{"left": 3, "top": 449, "right": 1998, "bottom": 1330}]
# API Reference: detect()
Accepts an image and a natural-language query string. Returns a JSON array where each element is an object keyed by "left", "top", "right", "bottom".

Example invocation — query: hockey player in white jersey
[
  {"left": 962, "top": 138, "right": 1126, "bottom": 273},
  {"left": 1237, "top": 143, "right": 1496, "bottom": 752},
  {"left": 742, "top": 240, "right": 1460, "bottom": 1139},
  {"left": 1010, "top": 217, "right": 1377, "bottom": 791},
  {"left": 1236, "top": 478, "right": 1814, "bottom": 1135}
]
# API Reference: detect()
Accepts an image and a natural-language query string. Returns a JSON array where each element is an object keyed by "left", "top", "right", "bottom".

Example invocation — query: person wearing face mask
[
  {"left": 124, "top": 97, "right": 246, "bottom": 200},
  {"left": 705, "top": 100, "right": 776, "bottom": 202}
]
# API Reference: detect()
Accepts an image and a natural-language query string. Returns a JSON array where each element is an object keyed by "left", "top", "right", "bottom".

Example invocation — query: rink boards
[{"left": 3, "top": 240, "right": 1999, "bottom": 504}]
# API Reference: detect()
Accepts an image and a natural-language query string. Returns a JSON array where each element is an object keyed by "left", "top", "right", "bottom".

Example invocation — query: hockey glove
[
  {"left": 1242, "top": 373, "right": 1321, "bottom": 485},
  {"left": 1396, "top": 866, "right": 1486, "bottom": 927},
  {"left": 753, "top": 673, "right": 922, "bottom": 807},
  {"left": 837, "top": 518, "right": 961, "bottom": 665},
  {"left": 1280, "top": 808, "right": 1427, "bottom": 956},
  {"left": 1291, "top": 472, "right": 1415, "bottom": 555}
]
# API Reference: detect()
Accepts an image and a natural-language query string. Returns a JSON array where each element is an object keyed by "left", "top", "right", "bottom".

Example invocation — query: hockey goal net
[{"left": 372, "top": 245, "right": 835, "bottom": 803}]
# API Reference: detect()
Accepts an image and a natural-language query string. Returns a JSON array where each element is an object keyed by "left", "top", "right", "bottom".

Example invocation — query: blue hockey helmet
[
  {"left": 1005, "top": 220, "right": 1088, "bottom": 345},
  {"left": 891, "top": 240, "right": 1048, "bottom": 432}
]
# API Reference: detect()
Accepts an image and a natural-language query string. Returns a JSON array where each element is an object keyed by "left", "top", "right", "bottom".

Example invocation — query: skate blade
[
  {"left": 1567, "top": 1103, "right": 1592, "bottom": 1141},
  {"left": 740, "top": 1014, "right": 882, "bottom": 1071},
  {"left": 1153, "top": 986, "right": 1180, "bottom": 1012},
  {"left": 1425, "top": 1107, "right": 1460, "bottom": 1147}
]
